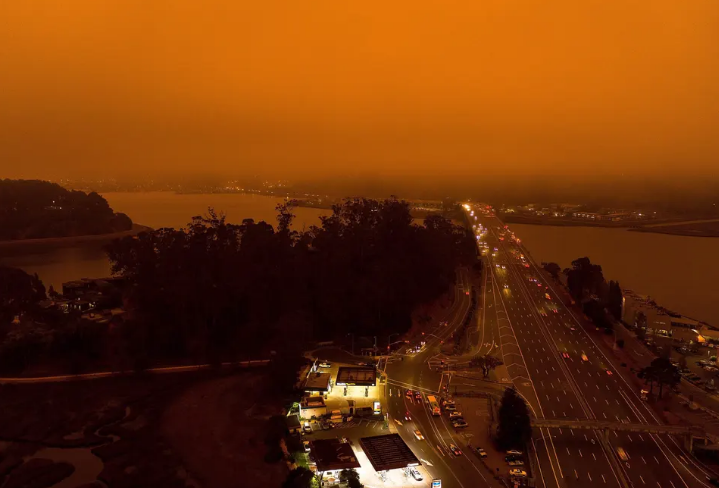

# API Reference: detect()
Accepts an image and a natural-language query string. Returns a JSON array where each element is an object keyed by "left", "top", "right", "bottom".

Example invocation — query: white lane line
[
  {"left": 588, "top": 473, "right": 593, "bottom": 482},
  {"left": 602, "top": 474, "right": 606, "bottom": 483},
  {"left": 579, "top": 449, "right": 582, "bottom": 457},
  {"left": 641, "top": 456, "right": 646, "bottom": 464},
  {"left": 567, "top": 448, "right": 571, "bottom": 455},
  {"left": 570, "top": 429, "right": 574, "bottom": 436},
  {"left": 627, "top": 434, "right": 632, "bottom": 442},
  {"left": 654, "top": 456, "right": 659, "bottom": 464},
  {"left": 640, "top": 476, "right": 646, "bottom": 484},
  {"left": 592, "top": 453, "right": 597, "bottom": 461}
]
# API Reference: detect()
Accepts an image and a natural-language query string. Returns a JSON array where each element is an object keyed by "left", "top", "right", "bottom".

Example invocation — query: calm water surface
[
  {"left": 512, "top": 223, "right": 718, "bottom": 327},
  {"left": 0, "top": 192, "right": 328, "bottom": 291}
]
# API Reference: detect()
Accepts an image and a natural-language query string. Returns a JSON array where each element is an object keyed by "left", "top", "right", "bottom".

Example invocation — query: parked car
[
  {"left": 444, "top": 404, "right": 457, "bottom": 411},
  {"left": 508, "top": 459, "right": 525, "bottom": 466},
  {"left": 302, "top": 423, "right": 312, "bottom": 434},
  {"left": 452, "top": 419, "right": 468, "bottom": 429},
  {"left": 409, "top": 467, "right": 423, "bottom": 481},
  {"left": 449, "top": 411, "right": 463, "bottom": 420},
  {"left": 509, "top": 469, "right": 528, "bottom": 478},
  {"left": 476, "top": 447, "right": 488, "bottom": 458},
  {"left": 506, "top": 450, "right": 523, "bottom": 456},
  {"left": 318, "top": 361, "right": 331, "bottom": 368}
]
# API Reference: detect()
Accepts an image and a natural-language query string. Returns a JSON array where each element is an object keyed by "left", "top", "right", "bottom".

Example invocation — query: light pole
[{"left": 387, "top": 333, "right": 399, "bottom": 351}]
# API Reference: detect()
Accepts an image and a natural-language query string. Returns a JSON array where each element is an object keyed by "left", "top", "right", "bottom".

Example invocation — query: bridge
[{"left": 532, "top": 418, "right": 716, "bottom": 452}]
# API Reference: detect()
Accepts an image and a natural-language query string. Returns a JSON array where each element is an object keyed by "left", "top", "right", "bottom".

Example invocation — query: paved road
[
  {"left": 382, "top": 269, "right": 504, "bottom": 488},
  {"left": 470, "top": 204, "right": 714, "bottom": 488}
]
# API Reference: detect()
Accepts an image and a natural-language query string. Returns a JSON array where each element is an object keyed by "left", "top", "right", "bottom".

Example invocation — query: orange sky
[{"left": 1, "top": 1, "right": 718, "bottom": 182}]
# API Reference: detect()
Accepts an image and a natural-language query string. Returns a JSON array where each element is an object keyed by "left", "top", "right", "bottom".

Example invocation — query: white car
[
  {"left": 318, "top": 361, "right": 331, "bottom": 368},
  {"left": 414, "top": 429, "right": 424, "bottom": 441},
  {"left": 506, "top": 450, "right": 523, "bottom": 456},
  {"left": 409, "top": 467, "right": 423, "bottom": 481}
]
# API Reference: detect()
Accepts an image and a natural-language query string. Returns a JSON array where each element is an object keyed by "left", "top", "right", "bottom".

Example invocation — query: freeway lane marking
[
  {"left": 640, "top": 476, "right": 646, "bottom": 484},
  {"left": 592, "top": 453, "right": 596, "bottom": 460},
  {"left": 579, "top": 449, "right": 582, "bottom": 457},
  {"left": 602, "top": 475, "right": 606, "bottom": 483},
  {"left": 588, "top": 473, "right": 593, "bottom": 481}
]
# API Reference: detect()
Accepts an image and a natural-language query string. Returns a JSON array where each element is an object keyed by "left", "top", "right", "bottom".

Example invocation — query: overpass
[{"left": 532, "top": 418, "right": 716, "bottom": 453}]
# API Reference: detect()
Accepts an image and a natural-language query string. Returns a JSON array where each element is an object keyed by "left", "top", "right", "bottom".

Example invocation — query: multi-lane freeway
[{"left": 469, "top": 204, "right": 715, "bottom": 488}]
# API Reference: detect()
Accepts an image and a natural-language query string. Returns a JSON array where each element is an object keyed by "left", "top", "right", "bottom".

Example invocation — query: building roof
[
  {"left": 335, "top": 367, "right": 376, "bottom": 386},
  {"left": 309, "top": 439, "right": 360, "bottom": 472},
  {"left": 359, "top": 434, "right": 420, "bottom": 471},
  {"left": 302, "top": 372, "right": 331, "bottom": 392}
]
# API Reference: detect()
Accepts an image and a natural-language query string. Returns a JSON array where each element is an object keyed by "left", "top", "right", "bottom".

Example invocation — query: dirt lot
[
  {"left": 0, "top": 369, "right": 284, "bottom": 488},
  {"left": 161, "top": 373, "right": 287, "bottom": 488}
]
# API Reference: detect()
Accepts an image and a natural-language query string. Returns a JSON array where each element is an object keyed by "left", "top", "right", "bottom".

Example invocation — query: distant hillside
[{"left": 0, "top": 179, "right": 133, "bottom": 240}]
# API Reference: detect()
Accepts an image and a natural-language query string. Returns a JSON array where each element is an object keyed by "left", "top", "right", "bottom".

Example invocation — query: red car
[
  {"left": 606, "top": 370, "right": 613, "bottom": 376},
  {"left": 562, "top": 352, "right": 570, "bottom": 359}
]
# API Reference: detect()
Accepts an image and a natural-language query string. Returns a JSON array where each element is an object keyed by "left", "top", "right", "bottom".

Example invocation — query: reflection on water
[
  {"left": 0, "top": 192, "right": 328, "bottom": 291},
  {"left": 511, "top": 223, "right": 718, "bottom": 327}
]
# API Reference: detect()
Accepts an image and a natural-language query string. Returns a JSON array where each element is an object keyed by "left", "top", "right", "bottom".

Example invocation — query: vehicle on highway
[
  {"left": 552, "top": 308, "right": 558, "bottom": 313},
  {"left": 495, "top": 264, "right": 500, "bottom": 268},
  {"left": 318, "top": 361, "right": 331, "bottom": 368},
  {"left": 640, "top": 389, "right": 649, "bottom": 401},
  {"left": 537, "top": 282, "right": 542, "bottom": 287},
  {"left": 509, "top": 469, "right": 527, "bottom": 478},
  {"left": 606, "top": 370, "right": 613, "bottom": 376},
  {"left": 581, "top": 353, "right": 589, "bottom": 362},
  {"left": 476, "top": 447, "right": 488, "bottom": 458},
  {"left": 450, "top": 444, "right": 462, "bottom": 456},
  {"left": 506, "top": 450, "right": 523, "bottom": 456},
  {"left": 570, "top": 327, "right": 576, "bottom": 331},
  {"left": 501, "top": 265, "right": 506, "bottom": 269},
  {"left": 540, "top": 310, "right": 548, "bottom": 317},
  {"left": 449, "top": 411, "right": 463, "bottom": 420},
  {"left": 545, "top": 293, "right": 551, "bottom": 300},
  {"left": 406, "top": 389, "right": 413, "bottom": 399},
  {"left": 405, "top": 411, "right": 412, "bottom": 421},
  {"left": 427, "top": 395, "right": 441, "bottom": 416},
  {"left": 415, "top": 391, "right": 422, "bottom": 401},
  {"left": 452, "top": 419, "right": 468, "bottom": 428},
  {"left": 616, "top": 447, "right": 629, "bottom": 461},
  {"left": 414, "top": 429, "right": 424, "bottom": 440},
  {"left": 562, "top": 352, "right": 570, "bottom": 359},
  {"left": 409, "top": 467, "right": 423, "bottom": 481},
  {"left": 503, "top": 284, "right": 509, "bottom": 289}
]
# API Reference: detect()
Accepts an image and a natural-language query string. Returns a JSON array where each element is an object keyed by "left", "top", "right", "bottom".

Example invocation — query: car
[
  {"left": 452, "top": 419, "right": 468, "bottom": 428},
  {"left": 503, "top": 284, "right": 509, "bottom": 289},
  {"left": 501, "top": 265, "right": 506, "bottom": 269},
  {"left": 449, "top": 411, "right": 463, "bottom": 420},
  {"left": 414, "top": 429, "right": 424, "bottom": 440},
  {"left": 476, "top": 447, "right": 488, "bottom": 458},
  {"left": 415, "top": 391, "right": 423, "bottom": 400},
  {"left": 505, "top": 455, "right": 521, "bottom": 462},
  {"left": 562, "top": 352, "right": 570, "bottom": 359},
  {"left": 303, "top": 423, "right": 313, "bottom": 434},
  {"left": 509, "top": 469, "right": 527, "bottom": 478},
  {"left": 444, "top": 404, "right": 456, "bottom": 411},
  {"left": 318, "top": 361, "right": 331, "bottom": 368},
  {"left": 320, "top": 421, "right": 331, "bottom": 430},
  {"left": 450, "top": 444, "right": 462, "bottom": 456},
  {"left": 405, "top": 411, "right": 412, "bottom": 421},
  {"left": 406, "top": 389, "right": 413, "bottom": 399},
  {"left": 570, "top": 327, "right": 576, "bottom": 331},
  {"left": 540, "top": 310, "right": 548, "bottom": 317},
  {"left": 606, "top": 370, "right": 613, "bottom": 376},
  {"left": 553, "top": 308, "right": 558, "bottom": 314},
  {"left": 545, "top": 293, "right": 551, "bottom": 300},
  {"left": 506, "top": 450, "right": 523, "bottom": 456},
  {"left": 537, "top": 282, "right": 542, "bottom": 287},
  {"left": 409, "top": 467, "right": 423, "bottom": 481},
  {"left": 524, "top": 263, "right": 529, "bottom": 268},
  {"left": 581, "top": 354, "right": 589, "bottom": 362},
  {"left": 303, "top": 440, "right": 311, "bottom": 452},
  {"left": 495, "top": 264, "right": 500, "bottom": 268},
  {"left": 508, "top": 459, "right": 525, "bottom": 466}
]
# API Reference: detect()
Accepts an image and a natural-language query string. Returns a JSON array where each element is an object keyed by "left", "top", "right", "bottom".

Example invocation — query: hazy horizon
[{"left": 1, "top": 1, "right": 718, "bottom": 185}]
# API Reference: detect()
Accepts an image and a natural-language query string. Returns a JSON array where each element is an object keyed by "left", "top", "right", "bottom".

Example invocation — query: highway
[
  {"left": 469, "top": 204, "right": 714, "bottom": 488},
  {"left": 383, "top": 268, "right": 500, "bottom": 488}
]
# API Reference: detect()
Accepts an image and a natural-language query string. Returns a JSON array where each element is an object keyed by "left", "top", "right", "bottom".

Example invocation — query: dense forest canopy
[
  {"left": 0, "top": 179, "right": 132, "bottom": 240},
  {"left": 105, "top": 198, "right": 477, "bottom": 365}
]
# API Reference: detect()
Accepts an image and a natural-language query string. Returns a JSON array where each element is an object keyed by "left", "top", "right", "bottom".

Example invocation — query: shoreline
[
  {"left": 0, "top": 224, "right": 153, "bottom": 250},
  {"left": 502, "top": 215, "right": 719, "bottom": 237}
]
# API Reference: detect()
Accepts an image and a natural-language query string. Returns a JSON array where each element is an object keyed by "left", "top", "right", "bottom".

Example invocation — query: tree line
[
  {"left": 0, "top": 179, "right": 132, "bottom": 240},
  {"left": 1, "top": 198, "right": 476, "bottom": 377}
]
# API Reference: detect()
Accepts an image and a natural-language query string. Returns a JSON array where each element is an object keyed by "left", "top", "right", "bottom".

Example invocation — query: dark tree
[
  {"left": 283, "top": 467, "right": 314, "bottom": 488},
  {"left": 607, "top": 280, "right": 623, "bottom": 320},
  {"left": 0, "top": 266, "right": 46, "bottom": 325},
  {"left": 339, "top": 468, "right": 363, "bottom": 488},
  {"left": 497, "top": 387, "right": 532, "bottom": 450},
  {"left": 564, "top": 257, "right": 606, "bottom": 302},
  {"left": 649, "top": 357, "right": 681, "bottom": 399},
  {"left": 543, "top": 262, "right": 561, "bottom": 280}
]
